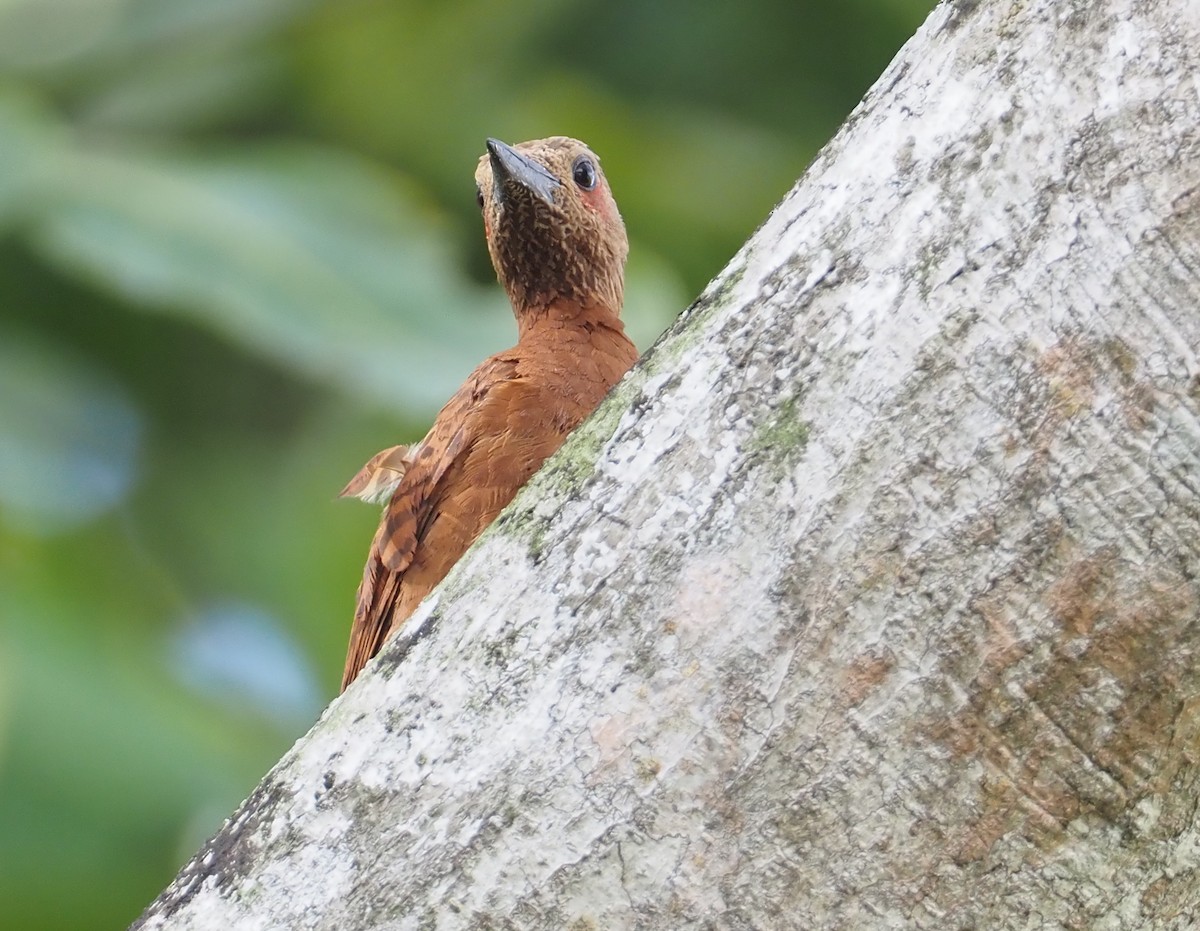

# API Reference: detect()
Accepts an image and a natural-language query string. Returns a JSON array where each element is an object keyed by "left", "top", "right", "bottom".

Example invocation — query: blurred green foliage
[{"left": 0, "top": 0, "right": 932, "bottom": 926}]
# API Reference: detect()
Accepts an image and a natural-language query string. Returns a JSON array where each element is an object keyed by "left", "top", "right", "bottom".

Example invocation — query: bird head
[{"left": 475, "top": 136, "right": 628, "bottom": 319}]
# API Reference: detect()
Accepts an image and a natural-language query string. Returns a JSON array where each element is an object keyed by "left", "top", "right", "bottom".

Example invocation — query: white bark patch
[{"left": 136, "top": 0, "right": 1200, "bottom": 929}]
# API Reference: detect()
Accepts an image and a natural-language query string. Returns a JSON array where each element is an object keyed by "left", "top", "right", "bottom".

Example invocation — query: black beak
[{"left": 487, "top": 138, "right": 561, "bottom": 207}]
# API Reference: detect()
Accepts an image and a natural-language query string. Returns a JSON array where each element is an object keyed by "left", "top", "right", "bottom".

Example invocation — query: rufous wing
[
  {"left": 338, "top": 445, "right": 411, "bottom": 505},
  {"left": 341, "top": 356, "right": 522, "bottom": 690}
]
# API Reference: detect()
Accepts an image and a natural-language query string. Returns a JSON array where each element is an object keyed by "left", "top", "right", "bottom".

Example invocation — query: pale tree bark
[{"left": 134, "top": 0, "right": 1200, "bottom": 927}]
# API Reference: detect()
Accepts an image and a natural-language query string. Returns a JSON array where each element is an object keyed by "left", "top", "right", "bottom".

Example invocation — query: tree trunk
[{"left": 133, "top": 0, "right": 1200, "bottom": 927}]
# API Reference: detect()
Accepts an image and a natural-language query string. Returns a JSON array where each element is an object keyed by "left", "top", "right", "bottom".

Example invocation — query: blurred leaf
[
  {"left": 169, "top": 601, "right": 323, "bottom": 727},
  {"left": 0, "top": 87, "right": 60, "bottom": 229},
  {"left": 0, "top": 0, "right": 314, "bottom": 78},
  {"left": 0, "top": 331, "right": 141, "bottom": 535},
  {"left": 0, "top": 0, "right": 128, "bottom": 75},
  {"left": 76, "top": 39, "right": 285, "bottom": 133},
  {"left": 31, "top": 142, "right": 516, "bottom": 414}
]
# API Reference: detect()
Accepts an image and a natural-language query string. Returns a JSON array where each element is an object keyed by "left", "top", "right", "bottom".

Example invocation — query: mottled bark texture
[{"left": 134, "top": 0, "right": 1200, "bottom": 928}]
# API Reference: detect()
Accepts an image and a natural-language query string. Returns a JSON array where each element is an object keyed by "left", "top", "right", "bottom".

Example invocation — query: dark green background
[{"left": 0, "top": 0, "right": 932, "bottom": 926}]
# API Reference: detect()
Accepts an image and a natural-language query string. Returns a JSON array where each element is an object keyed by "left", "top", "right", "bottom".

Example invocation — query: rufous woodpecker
[{"left": 338, "top": 137, "right": 638, "bottom": 691}]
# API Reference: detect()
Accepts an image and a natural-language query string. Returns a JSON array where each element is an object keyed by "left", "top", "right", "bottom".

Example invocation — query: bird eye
[
  {"left": 476, "top": 185, "right": 484, "bottom": 209},
  {"left": 572, "top": 156, "right": 597, "bottom": 191}
]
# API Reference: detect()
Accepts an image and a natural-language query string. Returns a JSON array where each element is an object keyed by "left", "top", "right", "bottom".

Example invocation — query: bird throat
[{"left": 514, "top": 298, "right": 625, "bottom": 343}]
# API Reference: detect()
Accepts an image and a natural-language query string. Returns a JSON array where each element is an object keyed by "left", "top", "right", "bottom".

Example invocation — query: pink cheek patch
[{"left": 581, "top": 183, "right": 616, "bottom": 218}]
